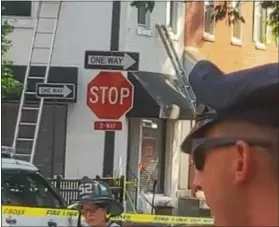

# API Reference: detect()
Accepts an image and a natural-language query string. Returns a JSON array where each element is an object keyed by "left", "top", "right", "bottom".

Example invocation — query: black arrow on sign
[
  {"left": 84, "top": 50, "right": 139, "bottom": 71},
  {"left": 36, "top": 83, "right": 76, "bottom": 100}
]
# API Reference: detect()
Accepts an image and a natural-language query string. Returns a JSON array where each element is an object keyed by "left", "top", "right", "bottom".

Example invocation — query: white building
[{"left": 2, "top": 1, "right": 194, "bottom": 212}]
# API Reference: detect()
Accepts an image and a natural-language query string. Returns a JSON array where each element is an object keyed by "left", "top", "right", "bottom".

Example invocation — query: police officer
[
  {"left": 181, "top": 61, "right": 279, "bottom": 226},
  {"left": 76, "top": 177, "right": 123, "bottom": 227}
]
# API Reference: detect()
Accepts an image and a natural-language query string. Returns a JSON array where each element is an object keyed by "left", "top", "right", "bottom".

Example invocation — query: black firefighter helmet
[{"left": 75, "top": 176, "right": 123, "bottom": 217}]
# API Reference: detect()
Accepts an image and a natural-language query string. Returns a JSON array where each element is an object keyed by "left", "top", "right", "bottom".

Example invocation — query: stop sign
[{"left": 87, "top": 71, "right": 134, "bottom": 119}]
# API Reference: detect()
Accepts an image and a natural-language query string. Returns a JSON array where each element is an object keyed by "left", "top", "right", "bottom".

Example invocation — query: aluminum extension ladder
[
  {"left": 155, "top": 24, "right": 196, "bottom": 115},
  {"left": 12, "top": 1, "right": 62, "bottom": 163}
]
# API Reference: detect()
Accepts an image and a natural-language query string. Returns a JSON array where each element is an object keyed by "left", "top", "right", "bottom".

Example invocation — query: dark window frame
[
  {"left": 137, "top": 1, "right": 150, "bottom": 28},
  {"left": 2, "top": 1, "right": 32, "bottom": 17}
]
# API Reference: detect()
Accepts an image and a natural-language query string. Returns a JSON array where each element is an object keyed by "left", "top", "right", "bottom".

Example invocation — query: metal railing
[{"left": 48, "top": 175, "right": 125, "bottom": 205}]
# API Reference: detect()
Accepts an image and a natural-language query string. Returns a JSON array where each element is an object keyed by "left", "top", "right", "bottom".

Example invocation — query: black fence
[{"left": 48, "top": 175, "right": 125, "bottom": 205}]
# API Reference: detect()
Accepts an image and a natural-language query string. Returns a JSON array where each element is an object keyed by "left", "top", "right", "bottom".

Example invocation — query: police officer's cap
[
  {"left": 181, "top": 60, "right": 279, "bottom": 154},
  {"left": 76, "top": 176, "right": 123, "bottom": 217}
]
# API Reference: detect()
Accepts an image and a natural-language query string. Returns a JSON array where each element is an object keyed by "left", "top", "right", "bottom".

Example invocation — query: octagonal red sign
[{"left": 87, "top": 71, "right": 134, "bottom": 119}]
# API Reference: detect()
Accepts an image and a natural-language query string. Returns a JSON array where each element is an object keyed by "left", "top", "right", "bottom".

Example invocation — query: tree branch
[
  {"left": 130, "top": 1, "right": 278, "bottom": 38},
  {"left": 1, "top": 6, "right": 22, "bottom": 99}
]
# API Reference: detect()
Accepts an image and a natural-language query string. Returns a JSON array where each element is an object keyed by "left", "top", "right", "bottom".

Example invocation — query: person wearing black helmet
[
  {"left": 76, "top": 177, "right": 123, "bottom": 227},
  {"left": 181, "top": 61, "right": 278, "bottom": 226}
]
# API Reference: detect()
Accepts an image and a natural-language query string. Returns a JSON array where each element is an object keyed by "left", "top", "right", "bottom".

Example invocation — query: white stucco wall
[
  {"left": 119, "top": 2, "right": 192, "bottom": 198},
  {"left": 6, "top": 1, "right": 118, "bottom": 178},
  {"left": 119, "top": 1, "right": 185, "bottom": 75},
  {"left": 5, "top": 1, "right": 191, "bottom": 193}
]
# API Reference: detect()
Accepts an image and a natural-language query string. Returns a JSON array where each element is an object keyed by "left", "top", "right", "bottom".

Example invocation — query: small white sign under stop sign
[{"left": 89, "top": 86, "right": 130, "bottom": 105}]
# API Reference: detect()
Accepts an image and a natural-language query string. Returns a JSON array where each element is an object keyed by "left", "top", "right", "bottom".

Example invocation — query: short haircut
[{"left": 206, "top": 119, "right": 278, "bottom": 179}]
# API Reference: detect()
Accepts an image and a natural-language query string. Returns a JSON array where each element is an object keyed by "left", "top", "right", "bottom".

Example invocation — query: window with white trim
[
  {"left": 166, "top": 1, "right": 178, "bottom": 34},
  {"left": 137, "top": 2, "right": 150, "bottom": 28},
  {"left": 266, "top": 8, "right": 273, "bottom": 44},
  {"left": 204, "top": 1, "right": 215, "bottom": 36},
  {"left": 253, "top": 2, "right": 268, "bottom": 44},
  {"left": 2, "top": 1, "right": 32, "bottom": 17},
  {"left": 232, "top": 1, "right": 242, "bottom": 41}
]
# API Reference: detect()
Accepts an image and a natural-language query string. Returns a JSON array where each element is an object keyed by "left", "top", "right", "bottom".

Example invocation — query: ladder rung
[
  {"left": 30, "top": 62, "right": 47, "bottom": 65},
  {"left": 36, "top": 31, "right": 53, "bottom": 35},
  {"left": 39, "top": 17, "right": 58, "bottom": 20},
  {"left": 12, "top": 1, "right": 62, "bottom": 163},
  {"left": 33, "top": 46, "right": 50, "bottom": 50},
  {"left": 17, "top": 138, "right": 34, "bottom": 142},
  {"left": 22, "top": 106, "right": 39, "bottom": 111},
  {"left": 14, "top": 153, "right": 31, "bottom": 157},
  {"left": 28, "top": 76, "right": 44, "bottom": 80},
  {"left": 25, "top": 91, "right": 37, "bottom": 95},
  {"left": 19, "top": 122, "right": 37, "bottom": 126}
]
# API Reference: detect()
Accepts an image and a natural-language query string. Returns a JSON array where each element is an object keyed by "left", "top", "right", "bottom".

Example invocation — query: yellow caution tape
[
  {"left": 2, "top": 205, "right": 214, "bottom": 225},
  {"left": 2, "top": 206, "right": 79, "bottom": 217},
  {"left": 112, "top": 213, "right": 214, "bottom": 225}
]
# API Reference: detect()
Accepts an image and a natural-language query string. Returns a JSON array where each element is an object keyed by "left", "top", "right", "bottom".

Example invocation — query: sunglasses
[{"left": 192, "top": 137, "right": 273, "bottom": 171}]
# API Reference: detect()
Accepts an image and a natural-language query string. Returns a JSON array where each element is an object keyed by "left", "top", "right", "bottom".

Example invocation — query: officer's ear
[{"left": 233, "top": 140, "right": 253, "bottom": 184}]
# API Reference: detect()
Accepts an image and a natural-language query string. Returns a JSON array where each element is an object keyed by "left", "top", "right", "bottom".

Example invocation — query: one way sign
[
  {"left": 84, "top": 50, "right": 139, "bottom": 71},
  {"left": 36, "top": 83, "right": 76, "bottom": 100}
]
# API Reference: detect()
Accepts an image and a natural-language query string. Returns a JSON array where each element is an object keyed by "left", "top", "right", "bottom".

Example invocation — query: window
[
  {"left": 253, "top": 2, "right": 268, "bottom": 44},
  {"left": 167, "top": 1, "right": 178, "bottom": 34},
  {"left": 139, "top": 119, "right": 166, "bottom": 193},
  {"left": 204, "top": 1, "right": 215, "bottom": 37},
  {"left": 137, "top": 2, "right": 150, "bottom": 28},
  {"left": 232, "top": 1, "right": 242, "bottom": 42},
  {"left": 2, "top": 169, "right": 64, "bottom": 208},
  {"left": 2, "top": 1, "right": 32, "bottom": 17},
  {"left": 266, "top": 8, "right": 273, "bottom": 44}
]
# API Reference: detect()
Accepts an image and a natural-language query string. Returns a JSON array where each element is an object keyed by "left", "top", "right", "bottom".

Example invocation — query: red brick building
[
  {"left": 183, "top": 1, "right": 278, "bottom": 189},
  {"left": 184, "top": 1, "right": 278, "bottom": 73}
]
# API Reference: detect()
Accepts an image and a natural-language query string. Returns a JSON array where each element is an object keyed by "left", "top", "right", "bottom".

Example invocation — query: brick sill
[
  {"left": 203, "top": 32, "right": 215, "bottom": 42},
  {"left": 231, "top": 37, "right": 242, "bottom": 47},
  {"left": 255, "top": 42, "right": 266, "bottom": 51}
]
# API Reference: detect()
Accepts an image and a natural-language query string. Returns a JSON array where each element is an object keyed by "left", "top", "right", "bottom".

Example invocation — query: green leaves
[
  {"left": 213, "top": 1, "right": 245, "bottom": 26},
  {"left": 262, "top": 1, "right": 279, "bottom": 39},
  {"left": 1, "top": 74, "right": 22, "bottom": 99},
  {"left": 1, "top": 7, "right": 22, "bottom": 99},
  {"left": 1, "top": 20, "right": 13, "bottom": 56}
]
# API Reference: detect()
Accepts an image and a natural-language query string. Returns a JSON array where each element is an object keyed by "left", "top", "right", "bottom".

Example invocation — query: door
[{"left": 1, "top": 102, "right": 67, "bottom": 177}]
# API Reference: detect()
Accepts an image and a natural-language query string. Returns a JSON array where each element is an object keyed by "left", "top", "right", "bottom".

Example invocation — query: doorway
[
  {"left": 1, "top": 102, "right": 68, "bottom": 177},
  {"left": 127, "top": 118, "right": 166, "bottom": 212}
]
